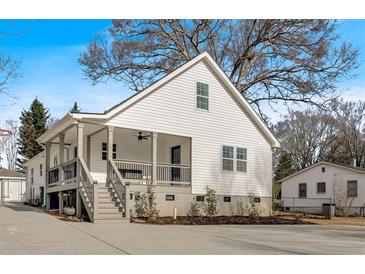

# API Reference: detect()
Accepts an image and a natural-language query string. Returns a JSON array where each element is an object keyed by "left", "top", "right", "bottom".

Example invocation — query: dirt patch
[
  {"left": 274, "top": 211, "right": 365, "bottom": 226},
  {"left": 301, "top": 217, "right": 365, "bottom": 226},
  {"left": 131, "top": 215, "right": 315, "bottom": 225}
]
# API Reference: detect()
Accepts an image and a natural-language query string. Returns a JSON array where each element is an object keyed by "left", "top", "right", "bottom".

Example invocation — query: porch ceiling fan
[{"left": 134, "top": 131, "right": 150, "bottom": 143}]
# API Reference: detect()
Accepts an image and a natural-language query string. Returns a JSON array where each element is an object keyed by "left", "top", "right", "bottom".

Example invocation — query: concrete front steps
[{"left": 93, "top": 185, "right": 126, "bottom": 222}]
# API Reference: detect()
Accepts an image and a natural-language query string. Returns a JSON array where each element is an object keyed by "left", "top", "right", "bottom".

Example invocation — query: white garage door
[{"left": 1, "top": 179, "right": 26, "bottom": 202}]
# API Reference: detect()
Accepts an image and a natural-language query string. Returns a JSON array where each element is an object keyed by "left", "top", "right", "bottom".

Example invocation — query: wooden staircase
[{"left": 93, "top": 184, "right": 126, "bottom": 222}]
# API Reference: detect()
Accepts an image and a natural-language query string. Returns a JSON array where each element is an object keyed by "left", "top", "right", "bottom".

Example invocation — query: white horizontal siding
[
  {"left": 26, "top": 153, "right": 46, "bottom": 201},
  {"left": 106, "top": 60, "right": 272, "bottom": 196},
  {"left": 282, "top": 164, "right": 365, "bottom": 207}
]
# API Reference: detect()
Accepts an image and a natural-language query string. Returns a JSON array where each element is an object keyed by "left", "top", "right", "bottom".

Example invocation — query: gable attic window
[
  {"left": 223, "top": 146, "right": 234, "bottom": 171},
  {"left": 196, "top": 82, "right": 209, "bottom": 110},
  {"left": 322, "top": 167, "right": 326, "bottom": 173}
]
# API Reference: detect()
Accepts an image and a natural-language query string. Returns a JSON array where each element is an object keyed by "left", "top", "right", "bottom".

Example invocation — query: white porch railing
[
  {"left": 107, "top": 160, "right": 126, "bottom": 217},
  {"left": 113, "top": 159, "right": 191, "bottom": 184},
  {"left": 114, "top": 160, "right": 152, "bottom": 180},
  {"left": 157, "top": 163, "right": 191, "bottom": 183}
]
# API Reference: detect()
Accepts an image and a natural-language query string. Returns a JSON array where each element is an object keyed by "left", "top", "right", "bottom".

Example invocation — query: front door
[{"left": 171, "top": 145, "right": 181, "bottom": 181}]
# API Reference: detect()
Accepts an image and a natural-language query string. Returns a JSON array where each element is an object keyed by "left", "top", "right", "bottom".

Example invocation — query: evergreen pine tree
[
  {"left": 17, "top": 110, "right": 37, "bottom": 171},
  {"left": 16, "top": 98, "right": 49, "bottom": 171},
  {"left": 70, "top": 101, "right": 81, "bottom": 113},
  {"left": 273, "top": 153, "right": 295, "bottom": 199}
]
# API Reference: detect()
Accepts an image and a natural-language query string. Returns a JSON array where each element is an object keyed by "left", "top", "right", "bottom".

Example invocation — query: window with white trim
[
  {"left": 222, "top": 146, "right": 234, "bottom": 171},
  {"left": 196, "top": 82, "right": 209, "bottom": 110},
  {"left": 236, "top": 148, "right": 247, "bottom": 172}
]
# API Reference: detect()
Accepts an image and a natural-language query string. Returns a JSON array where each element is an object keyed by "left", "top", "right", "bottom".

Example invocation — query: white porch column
[
  {"left": 151, "top": 132, "right": 158, "bottom": 184},
  {"left": 0, "top": 180, "right": 3, "bottom": 206},
  {"left": 59, "top": 133, "right": 65, "bottom": 184},
  {"left": 45, "top": 142, "right": 51, "bottom": 209},
  {"left": 76, "top": 189, "right": 82, "bottom": 218},
  {"left": 106, "top": 126, "right": 114, "bottom": 181},
  {"left": 58, "top": 191, "right": 64, "bottom": 214},
  {"left": 76, "top": 123, "right": 84, "bottom": 178}
]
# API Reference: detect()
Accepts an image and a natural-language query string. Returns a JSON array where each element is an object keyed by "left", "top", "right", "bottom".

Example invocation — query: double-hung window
[
  {"left": 223, "top": 146, "right": 247, "bottom": 172},
  {"left": 299, "top": 183, "right": 307, "bottom": 198},
  {"left": 102, "top": 143, "right": 116, "bottom": 160},
  {"left": 222, "top": 146, "right": 234, "bottom": 171},
  {"left": 347, "top": 180, "right": 357, "bottom": 197},
  {"left": 39, "top": 164, "right": 43, "bottom": 177},
  {"left": 317, "top": 182, "right": 326, "bottom": 193},
  {"left": 236, "top": 148, "right": 247, "bottom": 172},
  {"left": 196, "top": 82, "right": 209, "bottom": 110}
]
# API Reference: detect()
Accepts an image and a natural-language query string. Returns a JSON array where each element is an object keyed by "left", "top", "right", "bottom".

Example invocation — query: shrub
[
  {"left": 235, "top": 199, "right": 245, "bottom": 216},
  {"left": 187, "top": 198, "right": 203, "bottom": 217},
  {"left": 204, "top": 186, "right": 218, "bottom": 217},
  {"left": 143, "top": 182, "right": 160, "bottom": 222},
  {"left": 134, "top": 194, "right": 146, "bottom": 218},
  {"left": 246, "top": 193, "right": 260, "bottom": 219}
]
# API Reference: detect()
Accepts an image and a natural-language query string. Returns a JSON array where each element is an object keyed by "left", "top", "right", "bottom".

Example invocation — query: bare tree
[
  {"left": 333, "top": 182, "right": 355, "bottom": 217},
  {"left": 0, "top": 54, "right": 20, "bottom": 105},
  {"left": 46, "top": 117, "right": 59, "bottom": 129},
  {"left": 275, "top": 108, "right": 340, "bottom": 170},
  {"left": 80, "top": 20, "right": 358, "bottom": 118},
  {"left": 2, "top": 119, "right": 18, "bottom": 170},
  {"left": 331, "top": 99, "right": 365, "bottom": 167}
]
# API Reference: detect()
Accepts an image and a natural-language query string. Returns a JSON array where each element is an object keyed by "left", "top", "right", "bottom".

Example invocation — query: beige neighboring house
[
  {"left": 25, "top": 151, "right": 46, "bottom": 206},
  {"left": 0, "top": 167, "right": 26, "bottom": 203},
  {"left": 26, "top": 52, "right": 280, "bottom": 222},
  {"left": 280, "top": 161, "right": 365, "bottom": 216}
]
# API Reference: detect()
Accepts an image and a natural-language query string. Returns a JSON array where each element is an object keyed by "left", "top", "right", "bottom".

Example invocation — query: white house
[
  {"left": 0, "top": 168, "right": 26, "bottom": 203},
  {"left": 25, "top": 151, "right": 46, "bottom": 206},
  {"left": 280, "top": 162, "right": 365, "bottom": 216},
  {"left": 26, "top": 52, "right": 280, "bottom": 222}
]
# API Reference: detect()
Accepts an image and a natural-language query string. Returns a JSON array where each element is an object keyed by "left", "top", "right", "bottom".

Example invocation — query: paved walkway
[{"left": 1, "top": 203, "right": 364, "bottom": 254}]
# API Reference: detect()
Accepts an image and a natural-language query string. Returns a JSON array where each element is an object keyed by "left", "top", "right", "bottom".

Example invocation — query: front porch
[{"left": 43, "top": 121, "right": 192, "bottom": 221}]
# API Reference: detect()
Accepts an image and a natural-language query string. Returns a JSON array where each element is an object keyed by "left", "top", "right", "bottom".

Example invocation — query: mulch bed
[{"left": 131, "top": 215, "right": 315, "bottom": 225}]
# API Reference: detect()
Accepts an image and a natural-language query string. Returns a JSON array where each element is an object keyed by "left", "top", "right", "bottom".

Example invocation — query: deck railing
[
  {"left": 62, "top": 159, "right": 77, "bottom": 181},
  {"left": 114, "top": 159, "right": 152, "bottom": 180},
  {"left": 48, "top": 166, "right": 59, "bottom": 185},
  {"left": 113, "top": 159, "right": 191, "bottom": 184},
  {"left": 157, "top": 163, "right": 191, "bottom": 183},
  {"left": 107, "top": 160, "right": 126, "bottom": 217}
]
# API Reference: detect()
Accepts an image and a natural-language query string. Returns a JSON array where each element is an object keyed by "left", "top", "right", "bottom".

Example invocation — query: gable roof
[
  {"left": 40, "top": 52, "right": 280, "bottom": 148},
  {"left": 0, "top": 168, "right": 25, "bottom": 179},
  {"left": 278, "top": 161, "right": 365, "bottom": 183}
]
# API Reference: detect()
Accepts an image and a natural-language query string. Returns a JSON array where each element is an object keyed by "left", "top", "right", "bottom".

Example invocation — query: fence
[{"left": 280, "top": 197, "right": 365, "bottom": 217}]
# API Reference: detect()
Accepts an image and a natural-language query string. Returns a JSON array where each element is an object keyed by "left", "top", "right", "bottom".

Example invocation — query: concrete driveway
[{"left": 1, "top": 203, "right": 364, "bottom": 254}]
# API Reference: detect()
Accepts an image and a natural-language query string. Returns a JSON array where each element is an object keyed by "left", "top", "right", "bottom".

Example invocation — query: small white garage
[{"left": 0, "top": 168, "right": 26, "bottom": 203}]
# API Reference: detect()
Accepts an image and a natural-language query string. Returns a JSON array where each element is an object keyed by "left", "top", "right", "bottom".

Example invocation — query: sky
[{"left": 0, "top": 19, "right": 365, "bottom": 124}]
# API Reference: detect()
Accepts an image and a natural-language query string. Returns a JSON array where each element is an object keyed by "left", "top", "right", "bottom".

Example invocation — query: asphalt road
[{"left": 1, "top": 202, "right": 364, "bottom": 254}]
